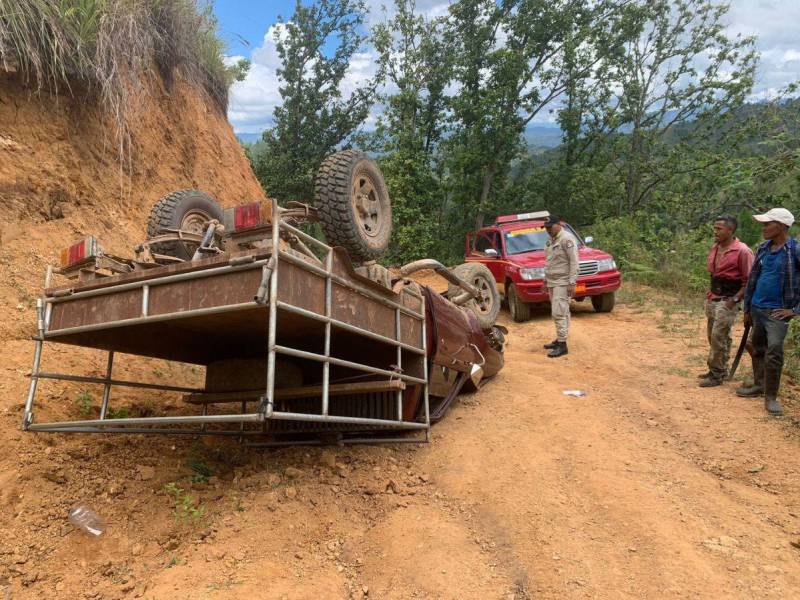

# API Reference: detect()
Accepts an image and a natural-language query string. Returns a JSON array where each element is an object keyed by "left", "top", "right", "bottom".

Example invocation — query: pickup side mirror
[
  {"left": 485, "top": 248, "right": 499, "bottom": 257},
  {"left": 584, "top": 236, "right": 594, "bottom": 245}
]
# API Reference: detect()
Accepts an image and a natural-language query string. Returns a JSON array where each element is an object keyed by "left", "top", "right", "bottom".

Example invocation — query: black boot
[
  {"left": 543, "top": 339, "right": 559, "bottom": 349},
  {"left": 736, "top": 355, "right": 765, "bottom": 397},
  {"left": 547, "top": 341, "right": 568, "bottom": 358},
  {"left": 765, "top": 396, "right": 784, "bottom": 416},
  {"left": 764, "top": 359, "right": 784, "bottom": 416}
]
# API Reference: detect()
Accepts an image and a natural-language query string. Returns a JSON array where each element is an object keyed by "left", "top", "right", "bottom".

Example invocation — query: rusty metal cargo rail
[{"left": 22, "top": 201, "right": 430, "bottom": 444}]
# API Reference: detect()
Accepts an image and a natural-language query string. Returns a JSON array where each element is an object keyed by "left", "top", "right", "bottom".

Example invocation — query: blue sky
[
  {"left": 212, "top": 2, "right": 287, "bottom": 57},
  {"left": 214, "top": 1, "right": 800, "bottom": 136}
]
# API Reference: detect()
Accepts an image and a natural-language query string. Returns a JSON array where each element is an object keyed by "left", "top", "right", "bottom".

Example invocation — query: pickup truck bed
[{"left": 24, "top": 217, "right": 433, "bottom": 444}]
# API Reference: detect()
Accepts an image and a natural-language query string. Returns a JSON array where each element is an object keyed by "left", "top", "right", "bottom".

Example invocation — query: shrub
[
  {"left": 588, "top": 215, "right": 711, "bottom": 296},
  {"left": 75, "top": 390, "right": 92, "bottom": 416},
  {"left": 0, "top": 1, "right": 248, "bottom": 159}
]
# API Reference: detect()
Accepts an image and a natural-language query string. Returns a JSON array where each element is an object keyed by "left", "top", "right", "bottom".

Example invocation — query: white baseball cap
[{"left": 753, "top": 208, "right": 795, "bottom": 227}]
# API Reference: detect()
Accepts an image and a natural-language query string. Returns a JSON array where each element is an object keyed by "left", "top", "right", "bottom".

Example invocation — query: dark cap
[{"left": 543, "top": 215, "right": 561, "bottom": 227}]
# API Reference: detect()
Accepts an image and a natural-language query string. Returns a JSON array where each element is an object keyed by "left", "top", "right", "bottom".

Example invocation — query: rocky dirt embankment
[{"left": 0, "top": 71, "right": 265, "bottom": 341}]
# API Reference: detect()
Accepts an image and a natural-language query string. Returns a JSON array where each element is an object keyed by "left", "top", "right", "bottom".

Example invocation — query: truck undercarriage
[{"left": 22, "top": 152, "right": 504, "bottom": 445}]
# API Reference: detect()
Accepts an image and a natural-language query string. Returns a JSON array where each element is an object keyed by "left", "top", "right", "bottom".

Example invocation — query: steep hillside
[
  {"left": 0, "top": 70, "right": 264, "bottom": 339},
  {"left": 0, "top": 68, "right": 268, "bottom": 598}
]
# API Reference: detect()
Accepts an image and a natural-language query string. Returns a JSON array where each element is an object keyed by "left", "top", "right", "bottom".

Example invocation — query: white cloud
[
  {"left": 226, "top": 24, "right": 285, "bottom": 134},
  {"left": 725, "top": 0, "right": 800, "bottom": 100},
  {"left": 227, "top": 21, "right": 380, "bottom": 135},
  {"left": 227, "top": 0, "right": 800, "bottom": 134}
]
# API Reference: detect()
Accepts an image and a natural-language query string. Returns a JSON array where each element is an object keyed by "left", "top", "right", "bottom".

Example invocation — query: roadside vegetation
[
  {"left": 245, "top": 0, "right": 800, "bottom": 383},
  {"left": 618, "top": 281, "right": 800, "bottom": 388},
  {"left": 246, "top": 0, "right": 799, "bottom": 277},
  {"left": 0, "top": 0, "right": 249, "bottom": 156}
]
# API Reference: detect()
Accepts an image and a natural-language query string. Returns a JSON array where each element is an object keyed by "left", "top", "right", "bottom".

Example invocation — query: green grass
[
  {"left": 107, "top": 406, "right": 129, "bottom": 419},
  {"left": 0, "top": 0, "right": 249, "bottom": 163},
  {"left": 186, "top": 455, "right": 212, "bottom": 483},
  {"left": 666, "top": 366, "right": 690, "bottom": 378},
  {"left": 164, "top": 482, "right": 205, "bottom": 523},
  {"left": 166, "top": 554, "right": 184, "bottom": 568},
  {"left": 75, "top": 391, "right": 92, "bottom": 416}
]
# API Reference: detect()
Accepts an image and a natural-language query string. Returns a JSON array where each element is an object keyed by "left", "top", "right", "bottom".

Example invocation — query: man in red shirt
[{"left": 699, "top": 216, "right": 754, "bottom": 387}]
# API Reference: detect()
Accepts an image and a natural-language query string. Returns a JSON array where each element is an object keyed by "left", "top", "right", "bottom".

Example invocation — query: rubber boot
[
  {"left": 735, "top": 383, "right": 763, "bottom": 397},
  {"left": 765, "top": 396, "right": 784, "bottom": 416},
  {"left": 543, "top": 339, "right": 559, "bottom": 350},
  {"left": 736, "top": 355, "right": 764, "bottom": 397},
  {"left": 547, "top": 341, "right": 568, "bottom": 358},
  {"left": 763, "top": 361, "right": 783, "bottom": 416}
]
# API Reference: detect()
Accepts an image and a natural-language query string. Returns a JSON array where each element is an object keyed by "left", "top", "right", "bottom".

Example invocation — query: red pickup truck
[{"left": 465, "top": 211, "right": 621, "bottom": 321}]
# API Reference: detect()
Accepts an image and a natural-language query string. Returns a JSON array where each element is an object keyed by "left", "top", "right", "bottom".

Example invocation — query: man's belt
[{"left": 710, "top": 276, "right": 740, "bottom": 297}]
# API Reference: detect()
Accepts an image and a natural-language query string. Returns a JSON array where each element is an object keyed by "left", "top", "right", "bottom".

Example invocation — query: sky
[{"left": 213, "top": 0, "right": 800, "bottom": 136}]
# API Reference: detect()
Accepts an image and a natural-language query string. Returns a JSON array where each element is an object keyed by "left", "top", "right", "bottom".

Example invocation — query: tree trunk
[
  {"left": 624, "top": 129, "right": 643, "bottom": 214},
  {"left": 476, "top": 163, "right": 497, "bottom": 229}
]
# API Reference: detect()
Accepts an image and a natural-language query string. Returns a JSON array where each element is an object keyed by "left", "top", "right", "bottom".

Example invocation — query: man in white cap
[{"left": 738, "top": 208, "right": 798, "bottom": 416}]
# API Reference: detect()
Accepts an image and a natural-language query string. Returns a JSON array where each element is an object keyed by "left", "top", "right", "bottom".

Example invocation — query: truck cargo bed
[{"left": 23, "top": 216, "right": 430, "bottom": 443}]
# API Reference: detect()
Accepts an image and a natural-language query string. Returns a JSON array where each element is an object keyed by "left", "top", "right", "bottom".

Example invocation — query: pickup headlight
[
  {"left": 520, "top": 267, "right": 546, "bottom": 281},
  {"left": 598, "top": 258, "right": 617, "bottom": 272}
]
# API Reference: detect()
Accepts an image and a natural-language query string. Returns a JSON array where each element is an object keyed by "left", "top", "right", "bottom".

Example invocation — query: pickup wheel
[
  {"left": 591, "top": 292, "right": 615, "bottom": 313},
  {"left": 447, "top": 263, "right": 500, "bottom": 330},
  {"left": 146, "top": 189, "right": 223, "bottom": 260},
  {"left": 314, "top": 150, "right": 392, "bottom": 263},
  {"left": 507, "top": 283, "right": 531, "bottom": 322}
]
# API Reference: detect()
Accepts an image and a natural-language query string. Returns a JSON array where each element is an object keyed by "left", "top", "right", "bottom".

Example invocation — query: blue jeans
[{"left": 750, "top": 306, "right": 789, "bottom": 398}]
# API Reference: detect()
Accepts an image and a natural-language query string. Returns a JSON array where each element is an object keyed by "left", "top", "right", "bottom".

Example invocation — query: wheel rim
[
  {"left": 179, "top": 209, "right": 212, "bottom": 256},
  {"left": 472, "top": 276, "right": 493, "bottom": 315},
  {"left": 180, "top": 209, "right": 212, "bottom": 234},
  {"left": 351, "top": 173, "right": 383, "bottom": 238}
]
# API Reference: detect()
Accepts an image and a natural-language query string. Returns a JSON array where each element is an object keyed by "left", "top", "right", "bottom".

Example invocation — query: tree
[
  {"left": 563, "top": 0, "right": 758, "bottom": 215},
  {"left": 370, "top": 0, "right": 453, "bottom": 262},
  {"left": 441, "top": 0, "right": 635, "bottom": 235},
  {"left": 253, "top": 0, "right": 377, "bottom": 203}
]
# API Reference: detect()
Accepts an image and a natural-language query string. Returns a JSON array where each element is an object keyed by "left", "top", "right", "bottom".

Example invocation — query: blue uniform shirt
[{"left": 751, "top": 248, "right": 784, "bottom": 309}]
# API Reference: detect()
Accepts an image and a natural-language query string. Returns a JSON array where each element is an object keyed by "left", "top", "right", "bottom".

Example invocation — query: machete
[{"left": 727, "top": 323, "right": 751, "bottom": 381}]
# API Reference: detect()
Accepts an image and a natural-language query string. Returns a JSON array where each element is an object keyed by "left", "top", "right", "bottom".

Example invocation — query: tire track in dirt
[
  {"left": 406, "top": 302, "right": 800, "bottom": 599},
  {"left": 2, "top": 295, "right": 800, "bottom": 599}
]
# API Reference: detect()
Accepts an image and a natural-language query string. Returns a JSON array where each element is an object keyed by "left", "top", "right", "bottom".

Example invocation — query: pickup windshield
[{"left": 504, "top": 228, "right": 550, "bottom": 255}]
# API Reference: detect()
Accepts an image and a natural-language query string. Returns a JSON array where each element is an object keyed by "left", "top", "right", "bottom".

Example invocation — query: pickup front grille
[{"left": 578, "top": 260, "right": 599, "bottom": 276}]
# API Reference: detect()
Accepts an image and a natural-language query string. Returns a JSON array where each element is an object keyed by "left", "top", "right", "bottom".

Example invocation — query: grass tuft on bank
[{"left": 0, "top": 0, "right": 248, "bottom": 156}]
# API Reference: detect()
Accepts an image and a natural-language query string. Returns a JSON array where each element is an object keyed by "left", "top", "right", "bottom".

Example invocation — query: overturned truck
[{"left": 22, "top": 151, "right": 505, "bottom": 445}]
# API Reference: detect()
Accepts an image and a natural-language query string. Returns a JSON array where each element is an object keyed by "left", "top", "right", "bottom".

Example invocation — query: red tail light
[
  {"left": 60, "top": 236, "right": 98, "bottom": 268},
  {"left": 236, "top": 203, "right": 260, "bottom": 229},
  {"left": 223, "top": 202, "right": 268, "bottom": 232}
]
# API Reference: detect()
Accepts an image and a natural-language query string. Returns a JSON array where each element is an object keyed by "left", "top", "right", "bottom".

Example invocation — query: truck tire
[
  {"left": 447, "top": 263, "right": 500, "bottom": 330},
  {"left": 314, "top": 150, "right": 392, "bottom": 263},
  {"left": 591, "top": 292, "right": 615, "bottom": 313},
  {"left": 507, "top": 283, "right": 531, "bottom": 322},
  {"left": 147, "top": 189, "right": 223, "bottom": 260}
]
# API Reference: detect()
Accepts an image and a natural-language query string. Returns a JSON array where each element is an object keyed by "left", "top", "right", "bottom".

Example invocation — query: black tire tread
[
  {"left": 591, "top": 292, "right": 615, "bottom": 313},
  {"left": 314, "top": 150, "right": 390, "bottom": 263},
  {"left": 447, "top": 262, "right": 501, "bottom": 330},
  {"left": 146, "top": 189, "right": 221, "bottom": 259},
  {"left": 508, "top": 283, "right": 532, "bottom": 322}
]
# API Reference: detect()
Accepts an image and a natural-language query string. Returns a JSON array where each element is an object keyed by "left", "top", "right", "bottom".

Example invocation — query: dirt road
[{"left": 2, "top": 292, "right": 799, "bottom": 599}]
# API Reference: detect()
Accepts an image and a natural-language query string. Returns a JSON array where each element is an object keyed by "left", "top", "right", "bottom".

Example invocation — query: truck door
[{"left": 467, "top": 230, "right": 504, "bottom": 287}]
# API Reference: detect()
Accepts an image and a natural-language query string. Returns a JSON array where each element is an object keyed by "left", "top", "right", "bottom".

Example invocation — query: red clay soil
[
  {"left": 0, "top": 70, "right": 264, "bottom": 340},
  {"left": 1, "top": 75, "right": 799, "bottom": 599}
]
